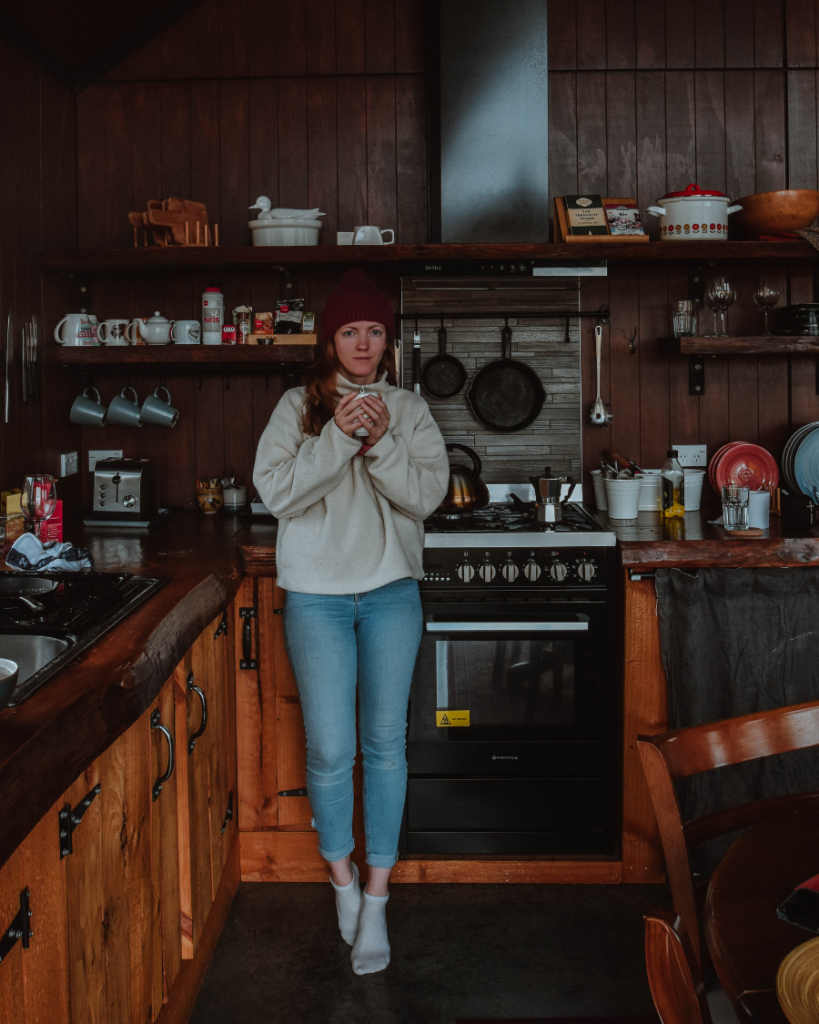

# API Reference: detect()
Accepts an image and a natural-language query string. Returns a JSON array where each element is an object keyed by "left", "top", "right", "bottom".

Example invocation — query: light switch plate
[
  {"left": 60, "top": 452, "right": 78, "bottom": 476},
  {"left": 88, "top": 449, "right": 123, "bottom": 472},
  {"left": 673, "top": 444, "right": 708, "bottom": 467}
]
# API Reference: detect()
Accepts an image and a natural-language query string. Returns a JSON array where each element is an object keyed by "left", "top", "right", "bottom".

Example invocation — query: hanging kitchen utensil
[
  {"left": 421, "top": 325, "right": 468, "bottom": 399},
  {"left": 466, "top": 325, "right": 545, "bottom": 432},
  {"left": 412, "top": 327, "right": 421, "bottom": 396},
  {"left": 437, "top": 443, "right": 490, "bottom": 514},
  {"left": 589, "top": 325, "right": 612, "bottom": 427}
]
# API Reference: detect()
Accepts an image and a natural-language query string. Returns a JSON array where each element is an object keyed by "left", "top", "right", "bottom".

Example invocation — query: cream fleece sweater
[{"left": 253, "top": 373, "right": 449, "bottom": 594}]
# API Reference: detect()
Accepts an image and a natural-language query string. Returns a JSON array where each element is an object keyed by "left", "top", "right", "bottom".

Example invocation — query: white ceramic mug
[
  {"left": 353, "top": 226, "right": 395, "bottom": 245},
  {"left": 54, "top": 313, "right": 98, "bottom": 346},
  {"left": 170, "top": 320, "right": 202, "bottom": 345},
  {"left": 126, "top": 319, "right": 143, "bottom": 344},
  {"left": 98, "top": 319, "right": 129, "bottom": 346}
]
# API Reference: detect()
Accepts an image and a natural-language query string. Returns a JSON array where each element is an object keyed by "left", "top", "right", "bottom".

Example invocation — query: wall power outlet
[
  {"left": 673, "top": 444, "right": 708, "bottom": 467},
  {"left": 88, "top": 449, "right": 123, "bottom": 472},
  {"left": 60, "top": 452, "right": 78, "bottom": 476}
]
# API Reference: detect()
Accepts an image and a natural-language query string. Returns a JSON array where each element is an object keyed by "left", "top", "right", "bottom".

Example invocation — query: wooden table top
[{"left": 706, "top": 796, "right": 819, "bottom": 1021}]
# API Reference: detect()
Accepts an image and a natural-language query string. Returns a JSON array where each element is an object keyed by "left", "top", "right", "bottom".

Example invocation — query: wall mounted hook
[{"left": 628, "top": 327, "right": 638, "bottom": 354}]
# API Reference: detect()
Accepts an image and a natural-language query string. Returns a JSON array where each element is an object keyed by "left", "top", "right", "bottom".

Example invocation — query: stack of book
[{"left": 554, "top": 195, "right": 649, "bottom": 243}]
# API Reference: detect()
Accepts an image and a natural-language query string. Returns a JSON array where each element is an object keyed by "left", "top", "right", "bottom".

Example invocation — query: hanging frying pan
[
  {"left": 421, "top": 326, "right": 468, "bottom": 399},
  {"left": 467, "top": 325, "right": 545, "bottom": 432}
]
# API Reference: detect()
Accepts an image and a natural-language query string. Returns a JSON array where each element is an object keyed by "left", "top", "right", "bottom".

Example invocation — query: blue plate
[{"left": 794, "top": 428, "right": 819, "bottom": 499}]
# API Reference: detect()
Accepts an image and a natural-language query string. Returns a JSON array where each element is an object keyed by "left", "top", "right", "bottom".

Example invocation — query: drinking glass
[
  {"left": 704, "top": 280, "right": 721, "bottom": 336},
  {"left": 753, "top": 274, "right": 780, "bottom": 335},
  {"left": 721, "top": 484, "right": 750, "bottom": 531},
  {"left": 672, "top": 299, "right": 697, "bottom": 337},
  {"left": 22, "top": 475, "right": 57, "bottom": 538},
  {"left": 711, "top": 276, "right": 736, "bottom": 337}
]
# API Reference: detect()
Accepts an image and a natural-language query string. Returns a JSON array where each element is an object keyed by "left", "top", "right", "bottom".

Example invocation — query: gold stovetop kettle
[{"left": 438, "top": 443, "right": 490, "bottom": 515}]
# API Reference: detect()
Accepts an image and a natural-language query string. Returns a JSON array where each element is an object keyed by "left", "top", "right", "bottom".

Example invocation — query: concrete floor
[{"left": 190, "top": 881, "right": 681, "bottom": 1024}]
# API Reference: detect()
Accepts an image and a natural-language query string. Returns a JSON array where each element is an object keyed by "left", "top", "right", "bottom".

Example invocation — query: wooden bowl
[
  {"left": 731, "top": 189, "right": 819, "bottom": 238},
  {"left": 777, "top": 935, "right": 819, "bottom": 1024}
]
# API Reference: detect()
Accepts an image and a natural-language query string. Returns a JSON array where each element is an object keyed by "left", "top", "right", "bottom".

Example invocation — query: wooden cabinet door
[
  {"left": 175, "top": 609, "right": 234, "bottom": 960},
  {"left": 0, "top": 805, "right": 71, "bottom": 1024}
]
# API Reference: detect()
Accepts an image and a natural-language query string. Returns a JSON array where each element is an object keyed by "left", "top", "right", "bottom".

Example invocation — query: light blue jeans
[{"left": 283, "top": 577, "right": 422, "bottom": 869}]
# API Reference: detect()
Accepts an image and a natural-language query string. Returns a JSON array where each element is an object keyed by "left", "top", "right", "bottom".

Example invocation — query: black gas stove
[{"left": 403, "top": 484, "right": 619, "bottom": 859}]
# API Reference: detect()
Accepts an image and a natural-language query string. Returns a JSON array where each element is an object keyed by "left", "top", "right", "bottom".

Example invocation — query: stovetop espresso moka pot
[{"left": 530, "top": 467, "right": 578, "bottom": 524}]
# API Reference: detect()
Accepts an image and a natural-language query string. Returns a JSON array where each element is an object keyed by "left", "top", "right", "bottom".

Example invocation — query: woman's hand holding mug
[{"left": 335, "top": 392, "right": 390, "bottom": 442}]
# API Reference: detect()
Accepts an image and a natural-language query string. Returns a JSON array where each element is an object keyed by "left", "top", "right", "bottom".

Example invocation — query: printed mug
[
  {"left": 54, "top": 313, "right": 98, "bottom": 346},
  {"left": 170, "top": 320, "right": 201, "bottom": 345},
  {"left": 98, "top": 319, "right": 129, "bottom": 346}
]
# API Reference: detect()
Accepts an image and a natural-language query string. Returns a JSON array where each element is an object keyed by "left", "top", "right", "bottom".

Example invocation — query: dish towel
[{"left": 6, "top": 534, "right": 92, "bottom": 572}]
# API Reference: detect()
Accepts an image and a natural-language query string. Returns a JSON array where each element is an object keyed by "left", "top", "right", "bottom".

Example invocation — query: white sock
[
  {"left": 351, "top": 891, "right": 391, "bottom": 975},
  {"left": 330, "top": 861, "right": 361, "bottom": 945}
]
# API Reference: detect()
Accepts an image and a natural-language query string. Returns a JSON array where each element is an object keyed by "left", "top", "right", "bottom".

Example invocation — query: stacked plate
[
  {"left": 783, "top": 422, "right": 819, "bottom": 499},
  {"left": 708, "top": 442, "right": 779, "bottom": 493}
]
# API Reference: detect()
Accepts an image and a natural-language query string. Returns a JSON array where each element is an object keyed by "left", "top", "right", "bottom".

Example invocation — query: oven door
[{"left": 408, "top": 599, "right": 613, "bottom": 778}]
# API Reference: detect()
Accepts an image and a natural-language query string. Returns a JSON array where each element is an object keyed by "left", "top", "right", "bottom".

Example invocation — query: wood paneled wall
[
  {"left": 0, "top": 38, "right": 81, "bottom": 507},
  {"left": 67, "top": 0, "right": 424, "bottom": 506},
  {"left": 544, "top": 0, "right": 819, "bottom": 487}
]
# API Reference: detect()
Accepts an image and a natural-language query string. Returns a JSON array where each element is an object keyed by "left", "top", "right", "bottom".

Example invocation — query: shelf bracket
[
  {"left": 0, "top": 889, "right": 32, "bottom": 964},
  {"left": 689, "top": 356, "right": 705, "bottom": 396},
  {"left": 59, "top": 784, "right": 101, "bottom": 858}
]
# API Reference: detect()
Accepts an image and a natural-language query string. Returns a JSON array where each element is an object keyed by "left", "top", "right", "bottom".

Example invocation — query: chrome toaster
[{"left": 93, "top": 458, "right": 159, "bottom": 520}]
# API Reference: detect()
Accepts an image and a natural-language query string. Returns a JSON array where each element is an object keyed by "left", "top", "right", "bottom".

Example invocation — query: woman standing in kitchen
[{"left": 253, "top": 269, "right": 449, "bottom": 975}]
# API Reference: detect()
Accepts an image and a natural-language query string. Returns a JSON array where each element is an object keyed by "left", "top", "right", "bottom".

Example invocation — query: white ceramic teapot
[{"left": 135, "top": 312, "right": 173, "bottom": 346}]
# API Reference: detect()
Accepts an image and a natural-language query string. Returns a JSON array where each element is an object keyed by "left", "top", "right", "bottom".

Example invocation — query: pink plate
[
  {"left": 713, "top": 443, "right": 779, "bottom": 492},
  {"left": 708, "top": 442, "right": 747, "bottom": 491}
]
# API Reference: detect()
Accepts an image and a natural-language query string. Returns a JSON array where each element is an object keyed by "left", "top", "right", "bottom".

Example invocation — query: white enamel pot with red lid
[{"left": 647, "top": 183, "right": 743, "bottom": 240}]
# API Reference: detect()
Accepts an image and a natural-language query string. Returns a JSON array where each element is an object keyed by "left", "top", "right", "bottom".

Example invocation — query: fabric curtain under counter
[{"left": 656, "top": 567, "right": 819, "bottom": 874}]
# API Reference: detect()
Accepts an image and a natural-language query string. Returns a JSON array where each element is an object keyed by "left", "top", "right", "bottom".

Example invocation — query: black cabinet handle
[
  {"left": 239, "top": 607, "right": 257, "bottom": 669},
  {"left": 150, "top": 708, "right": 175, "bottom": 801},
  {"left": 187, "top": 671, "right": 208, "bottom": 754}
]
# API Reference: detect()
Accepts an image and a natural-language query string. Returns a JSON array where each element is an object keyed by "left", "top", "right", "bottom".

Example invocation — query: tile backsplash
[{"left": 400, "top": 279, "right": 581, "bottom": 484}]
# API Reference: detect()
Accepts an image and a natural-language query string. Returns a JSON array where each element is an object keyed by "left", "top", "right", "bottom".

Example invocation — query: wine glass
[
  {"left": 707, "top": 275, "right": 736, "bottom": 336},
  {"left": 22, "top": 475, "right": 57, "bottom": 538},
  {"left": 753, "top": 274, "right": 780, "bottom": 335}
]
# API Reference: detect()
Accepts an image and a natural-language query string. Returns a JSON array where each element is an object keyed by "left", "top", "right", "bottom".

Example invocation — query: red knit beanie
[{"left": 320, "top": 269, "right": 396, "bottom": 341}]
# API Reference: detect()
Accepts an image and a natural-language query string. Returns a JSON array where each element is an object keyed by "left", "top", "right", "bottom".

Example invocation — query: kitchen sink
[{"left": 0, "top": 634, "right": 73, "bottom": 696}]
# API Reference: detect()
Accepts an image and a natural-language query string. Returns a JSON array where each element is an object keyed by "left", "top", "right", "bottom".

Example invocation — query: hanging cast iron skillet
[
  {"left": 421, "top": 326, "right": 468, "bottom": 399},
  {"left": 467, "top": 325, "right": 546, "bottom": 432}
]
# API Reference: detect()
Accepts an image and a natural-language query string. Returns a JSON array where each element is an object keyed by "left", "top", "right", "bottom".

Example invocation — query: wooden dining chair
[
  {"left": 638, "top": 698, "right": 819, "bottom": 967},
  {"left": 645, "top": 910, "right": 712, "bottom": 1024}
]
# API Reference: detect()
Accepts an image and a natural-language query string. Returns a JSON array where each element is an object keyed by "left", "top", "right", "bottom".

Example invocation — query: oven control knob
[
  {"left": 478, "top": 562, "right": 496, "bottom": 582},
  {"left": 523, "top": 560, "right": 541, "bottom": 581},
  {"left": 123, "top": 494, "right": 137, "bottom": 509},
  {"left": 501, "top": 560, "right": 519, "bottom": 582},
  {"left": 456, "top": 562, "right": 475, "bottom": 583},
  {"left": 577, "top": 560, "right": 596, "bottom": 582},
  {"left": 549, "top": 561, "right": 569, "bottom": 582}
]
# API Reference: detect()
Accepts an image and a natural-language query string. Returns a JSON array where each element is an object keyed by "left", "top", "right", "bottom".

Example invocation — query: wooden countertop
[
  {"left": 607, "top": 504, "right": 819, "bottom": 570},
  {"left": 0, "top": 511, "right": 277, "bottom": 870}
]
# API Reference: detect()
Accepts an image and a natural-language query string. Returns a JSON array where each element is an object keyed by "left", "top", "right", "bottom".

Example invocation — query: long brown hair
[{"left": 302, "top": 332, "right": 398, "bottom": 436}]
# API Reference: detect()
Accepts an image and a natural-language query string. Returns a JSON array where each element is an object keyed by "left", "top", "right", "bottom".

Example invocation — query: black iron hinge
[
  {"left": 59, "top": 784, "right": 101, "bottom": 858},
  {"left": 0, "top": 889, "right": 32, "bottom": 963},
  {"left": 278, "top": 787, "right": 308, "bottom": 798},
  {"left": 221, "top": 790, "right": 234, "bottom": 834},
  {"left": 214, "top": 610, "right": 229, "bottom": 639},
  {"left": 239, "top": 607, "right": 257, "bottom": 669}
]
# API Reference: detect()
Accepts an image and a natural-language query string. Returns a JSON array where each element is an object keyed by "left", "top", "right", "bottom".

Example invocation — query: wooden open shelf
[
  {"left": 47, "top": 343, "right": 315, "bottom": 368},
  {"left": 659, "top": 335, "right": 819, "bottom": 355},
  {"left": 35, "top": 240, "right": 817, "bottom": 273}
]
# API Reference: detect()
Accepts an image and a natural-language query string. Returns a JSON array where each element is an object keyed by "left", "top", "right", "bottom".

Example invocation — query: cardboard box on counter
[
  {"left": 2, "top": 489, "right": 21, "bottom": 515},
  {"left": 39, "top": 500, "right": 63, "bottom": 543}
]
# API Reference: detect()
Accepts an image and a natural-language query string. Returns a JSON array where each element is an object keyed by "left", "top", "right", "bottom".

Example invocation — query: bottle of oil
[{"left": 662, "top": 449, "right": 685, "bottom": 518}]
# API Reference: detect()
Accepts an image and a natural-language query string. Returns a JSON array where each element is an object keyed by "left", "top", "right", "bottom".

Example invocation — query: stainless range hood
[{"left": 439, "top": 0, "right": 549, "bottom": 244}]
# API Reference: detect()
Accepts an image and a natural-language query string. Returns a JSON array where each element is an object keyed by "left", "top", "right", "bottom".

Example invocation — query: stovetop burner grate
[{"left": 424, "top": 501, "right": 600, "bottom": 534}]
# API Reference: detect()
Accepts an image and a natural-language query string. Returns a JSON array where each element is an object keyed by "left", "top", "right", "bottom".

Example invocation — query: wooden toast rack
[{"left": 129, "top": 198, "right": 220, "bottom": 247}]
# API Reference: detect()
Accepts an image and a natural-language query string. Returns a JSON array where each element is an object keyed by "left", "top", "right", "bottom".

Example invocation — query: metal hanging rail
[{"left": 395, "top": 305, "right": 610, "bottom": 324}]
